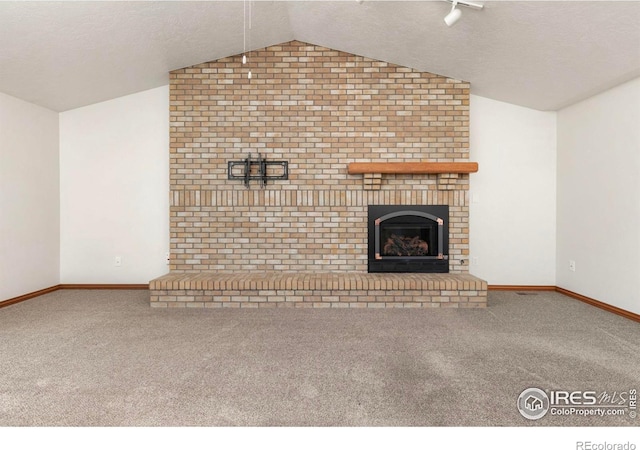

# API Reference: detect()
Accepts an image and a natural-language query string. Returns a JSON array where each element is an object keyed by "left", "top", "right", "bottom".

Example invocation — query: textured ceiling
[{"left": 0, "top": 1, "right": 638, "bottom": 112}]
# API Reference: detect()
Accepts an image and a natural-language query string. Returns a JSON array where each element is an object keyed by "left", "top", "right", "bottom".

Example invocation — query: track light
[
  {"left": 444, "top": 2, "right": 462, "bottom": 27},
  {"left": 443, "top": 0, "right": 484, "bottom": 27}
]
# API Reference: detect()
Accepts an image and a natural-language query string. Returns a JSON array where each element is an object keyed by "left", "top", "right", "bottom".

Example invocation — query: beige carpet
[{"left": 0, "top": 289, "right": 638, "bottom": 426}]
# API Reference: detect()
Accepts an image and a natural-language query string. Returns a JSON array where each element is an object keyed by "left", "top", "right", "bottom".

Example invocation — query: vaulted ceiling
[{"left": 0, "top": 1, "right": 638, "bottom": 112}]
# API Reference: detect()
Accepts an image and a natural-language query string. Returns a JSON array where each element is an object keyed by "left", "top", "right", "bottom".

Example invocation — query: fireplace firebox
[{"left": 368, "top": 205, "right": 449, "bottom": 273}]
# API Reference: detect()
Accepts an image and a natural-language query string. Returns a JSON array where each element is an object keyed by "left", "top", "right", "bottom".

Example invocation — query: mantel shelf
[{"left": 348, "top": 162, "right": 479, "bottom": 175}]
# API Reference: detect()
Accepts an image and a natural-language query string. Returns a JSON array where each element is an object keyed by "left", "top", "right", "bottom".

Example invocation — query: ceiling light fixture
[{"left": 443, "top": 0, "right": 484, "bottom": 27}]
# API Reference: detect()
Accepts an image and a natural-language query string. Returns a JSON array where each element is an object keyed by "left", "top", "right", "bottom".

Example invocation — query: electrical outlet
[
  {"left": 569, "top": 260, "right": 575, "bottom": 272},
  {"left": 165, "top": 252, "right": 170, "bottom": 265},
  {"left": 471, "top": 257, "right": 479, "bottom": 266},
  {"left": 115, "top": 256, "right": 122, "bottom": 267}
]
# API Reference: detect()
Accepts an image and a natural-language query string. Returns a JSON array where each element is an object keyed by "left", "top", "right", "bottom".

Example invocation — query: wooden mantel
[{"left": 348, "top": 162, "right": 479, "bottom": 175}]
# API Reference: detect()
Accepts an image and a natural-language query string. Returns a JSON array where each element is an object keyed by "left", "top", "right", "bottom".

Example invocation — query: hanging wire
[{"left": 248, "top": 0, "right": 252, "bottom": 79}]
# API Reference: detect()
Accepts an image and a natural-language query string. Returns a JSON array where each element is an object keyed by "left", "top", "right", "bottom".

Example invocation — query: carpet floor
[{"left": 0, "top": 289, "right": 638, "bottom": 426}]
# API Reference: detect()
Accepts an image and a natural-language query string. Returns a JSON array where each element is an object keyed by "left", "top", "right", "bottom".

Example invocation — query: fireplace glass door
[{"left": 368, "top": 205, "right": 449, "bottom": 273}]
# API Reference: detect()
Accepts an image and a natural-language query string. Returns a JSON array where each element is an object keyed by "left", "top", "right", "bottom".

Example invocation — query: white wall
[
  {"left": 0, "top": 92, "right": 59, "bottom": 300},
  {"left": 60, "top": 86, "right": 169, "bottom": 284},
  {"left": 557, "top": 77, "right": 640, "bottom": 315},
  {"left": 469, "top": 95, "right": 557, "bottom": 285}
]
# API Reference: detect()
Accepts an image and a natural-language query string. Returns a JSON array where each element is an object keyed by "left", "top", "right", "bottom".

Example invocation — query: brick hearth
[{"left": 150, "top": 272, "right": 487, "bottom": 308}]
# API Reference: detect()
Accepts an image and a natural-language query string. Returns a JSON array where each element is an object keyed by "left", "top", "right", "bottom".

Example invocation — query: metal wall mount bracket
[{"left": 228, "top": 154, "right": 289, "bottom": 188}]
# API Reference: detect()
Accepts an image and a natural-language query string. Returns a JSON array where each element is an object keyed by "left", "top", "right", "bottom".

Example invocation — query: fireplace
[
  {"left": 368, "top": 205, "right": 449, "bottom": 273},
  {"left": 156, "top": 42, "right": 489, "bottom": 308}
]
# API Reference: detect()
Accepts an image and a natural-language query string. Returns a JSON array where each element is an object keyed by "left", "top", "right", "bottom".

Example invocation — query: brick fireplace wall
[{"left": 169, "top": 41, "right": 471, "bottom": 274}]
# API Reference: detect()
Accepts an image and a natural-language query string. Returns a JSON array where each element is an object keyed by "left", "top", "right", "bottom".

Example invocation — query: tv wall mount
[{"left": 227, "top": 154, "right": 289, "bottom": 188}]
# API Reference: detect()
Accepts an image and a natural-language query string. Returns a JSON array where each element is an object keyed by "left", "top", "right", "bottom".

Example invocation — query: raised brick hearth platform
[{"left": 150, "top": 272, "right": 487, "bottom": 308}]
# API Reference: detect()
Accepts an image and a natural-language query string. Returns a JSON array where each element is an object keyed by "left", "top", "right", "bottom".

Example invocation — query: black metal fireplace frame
[{"left": 368, "top": 205, "right": 449, "bottom": 273}]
